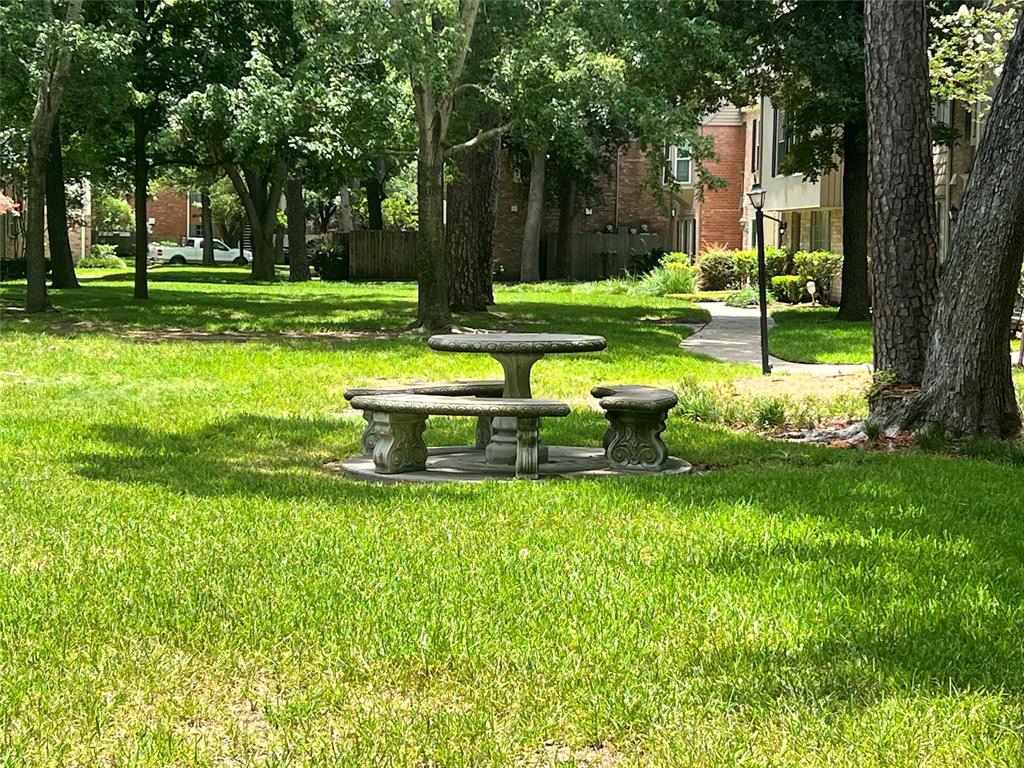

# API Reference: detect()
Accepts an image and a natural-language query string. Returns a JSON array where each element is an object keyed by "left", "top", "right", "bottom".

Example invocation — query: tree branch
[
  {"left": 447, "top": 0, "right": 481, "bottom": 86},
  {"left": 445, "top": 123, "right": 511, "bottom": 158}
]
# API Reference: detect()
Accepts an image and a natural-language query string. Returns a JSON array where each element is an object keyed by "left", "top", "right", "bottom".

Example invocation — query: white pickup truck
[{"left": 148, "top": 237, "right": 252, "bottom": 266}]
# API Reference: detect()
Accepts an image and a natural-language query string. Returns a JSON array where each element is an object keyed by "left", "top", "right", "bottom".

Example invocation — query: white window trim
[{"left": 663, "top": 145, "right": 692, "bottom": 186}]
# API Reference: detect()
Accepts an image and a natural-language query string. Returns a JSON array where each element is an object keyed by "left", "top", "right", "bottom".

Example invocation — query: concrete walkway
[{"left": 680, "top": 302, "right": 873, "bottom": 377}]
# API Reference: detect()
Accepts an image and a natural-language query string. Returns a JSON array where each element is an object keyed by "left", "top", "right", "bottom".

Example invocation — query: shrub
[
  {"left": 92, "top": 193, "right": 134, "bottom": 232},
  {"left": 309, "top": 239, "right": 349, "bottom": 281},
  {"left": 0, "top": 258, "right": 51, "bottom": 281},
  {"left": 696, "top": 247, "right": 733, "bottom": 290},
  {"left": 79, "top": 245, "right": 127, "bottom": 269},
  {"left": 793, "top": 250, "right": 842, "bottom": 299},
  {"left": 725, "top": 284, "right": 759, "bottom": 307},
  {"left": 771, "top": 275, "right": 808, "bottom": 303},
  {"left": 731, "top": 249, "right": 757, "bottom": 286},
  {"left": 764, "top": 246, "right": 789, "bottom": 277},
  {"left": 626, "top": 248, "right": 666, "bottom": 277},
  {"left": 632, "top": 255, "right": 697, "bottom": 296}
]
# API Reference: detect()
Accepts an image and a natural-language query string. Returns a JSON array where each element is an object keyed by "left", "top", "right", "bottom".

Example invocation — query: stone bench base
[
  {"left": 591, "top": 385, "right": 678, "bottom": 472},
  {"left": 350, "top": 394, "right": 569, "bottom": 480},
  {"left": 345, "top": 380, "right": 504, "bottom": 454}
]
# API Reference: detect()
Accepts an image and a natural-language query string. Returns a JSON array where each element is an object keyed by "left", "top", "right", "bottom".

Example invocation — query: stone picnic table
[{"left": 427, "top": 332, "right": 607, "bottom": 464}]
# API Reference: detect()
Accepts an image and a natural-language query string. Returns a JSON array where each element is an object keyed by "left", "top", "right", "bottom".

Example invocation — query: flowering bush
[{"left": 0, "top": 192, "right": 20, "bottom": 217}]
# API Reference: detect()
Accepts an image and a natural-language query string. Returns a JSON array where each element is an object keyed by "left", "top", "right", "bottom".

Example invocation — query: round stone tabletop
[{"left": 428, "top": 333, "right": 607, "bottom": 355}]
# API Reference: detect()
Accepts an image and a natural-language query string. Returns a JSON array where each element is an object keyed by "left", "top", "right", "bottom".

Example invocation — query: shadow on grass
[{"left": 70, "top": 408, "right": 1024, "bottom": 700}]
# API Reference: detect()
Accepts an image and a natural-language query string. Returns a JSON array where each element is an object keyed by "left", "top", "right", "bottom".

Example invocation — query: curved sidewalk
[{"left": 680, "top": 302, "right": 873, "bottom": 377}]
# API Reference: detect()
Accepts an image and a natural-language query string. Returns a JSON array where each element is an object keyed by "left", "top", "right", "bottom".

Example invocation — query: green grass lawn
[
  {"left": 769, "top": 306, "right": 874, "bottom": 365},
  {"left": 2, "top": 270, "right": 1024, "bottom": 765}
]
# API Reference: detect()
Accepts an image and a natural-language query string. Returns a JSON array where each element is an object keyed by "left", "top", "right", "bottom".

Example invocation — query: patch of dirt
[
  {"left": 733, "top": 370, "right": 870, "bottom": 399},
  {"left": 45, "top": 320, "right": 400, "bottom": 344},
  {"left": 518, "top": 740, "right": 624, "bottom": 767}
]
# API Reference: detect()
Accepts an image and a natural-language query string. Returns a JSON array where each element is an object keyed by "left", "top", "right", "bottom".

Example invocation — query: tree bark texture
[
  {"left": 26, "top": 128, "right": 51, "bottom": 312},
  {"left": 447, "top": 130, "right": 499, "bottom": 312},
  {"left": 338, "top": 184, "right": 354, "bottom": 232},
  {"left": 864, "top": 0, "right": 939, "bottom": 384},
  {"left": 553, "top": 177, "right": 577, "bottom": 280},
  {"left": 132, "top": 108, "right": 149, "bottom": 298},
  {"left": 227, "top": 162, "right": 285, "bottom": 281},
  {"left": 837, "top": 120, "right": 868, "bottom": 320},
  {"left": 519, "top": 144, "right": 548, "bottom": 283},
  {"left": 201, "top": 189, "right": 215, "bottom": 266},
  {"left": 24, "top": 0, "right": 83, "bottom": 312},
  {"left": 47, "top": 115, "right": 79, "bottom": 289},
  {"left": 903, "top": 15, "right": 1024, "bottom": 437},
  {"left": 415, "top": 113, "right": 452, "bottom": 329},
  {"left": 286, "top": 175, "right": 311, "bottom": 282},
  {"left": 364, "top": 176, "right": 384, "bottom": 230}
]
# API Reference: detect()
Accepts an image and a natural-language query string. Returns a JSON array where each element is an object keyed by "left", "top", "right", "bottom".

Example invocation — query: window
[
  {"left": 663, "top": 145, "right": 692, "bottom": 185},
  {"left": 750, "top": 217, "right": 758, "bottom": 248},
  {"left": 790, "top": 213, "right": 802, "bottom": 252},
  {"left": 933, "top": 98, "right": 952, "bottom": 126},
  {"left": 751, "top": 118, "right": 760, "bottom": 173},
  {"left": 772, "top": 107, "right": 792, "bottom": 176},
  {"left": 810, "top": 210, "right": 831, "bottom": 251}
]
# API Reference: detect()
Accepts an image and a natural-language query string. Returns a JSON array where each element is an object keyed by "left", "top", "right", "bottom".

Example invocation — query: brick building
[
  {"left": 491, "top": 105, "right": 747, "bottom": 279},
  {"left": 126, "top": 189, "right": 206, "bottom": 243}
]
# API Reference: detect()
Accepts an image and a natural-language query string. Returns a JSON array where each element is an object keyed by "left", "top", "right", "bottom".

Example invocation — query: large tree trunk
[
  {"left": 447, "top": 131, "right": 499, "bottom": 312},
  {"left": 553, "top": 176, "right": 576, "bottom": 280},
  {"left": 338, "top": 184, "right": 354, "bottom": 232},
  {"left": 364, "top": 177, "right": 384, "bottom": 231},
  {"left": 133, "top": 108, "right": 149, "bottom": 299},
  {"left": 519, "top": 143, "right": 547, "bottom": 283},
  {"left": 898, "top": 15, "right": 1024, "bottom": 438},
  {"left": 25, "top": 126, "right": 51, "bottom": 312},
  {"left": 200, "top": 189, "right": 215, "bottom": 266},
  {"left": 836, "top": 119, "right": 868, "bottom": 320},
  {"left": 228, "top": 163, "right": 284, "bottom": 281},
  {"left": 415, "top": 127, "right": 452, "bottom": 328},
  {"left": 864, "top": 0, "right": 938, "bottom": 385},
  {"left": 286, "top": 174, "right": 310, "bottom": 282},
  {"left": 47, "top": 115, "right": 78, "bottom": 289},
  {"left": 24, "top": 0, "right": 83, "bottom": 313}
]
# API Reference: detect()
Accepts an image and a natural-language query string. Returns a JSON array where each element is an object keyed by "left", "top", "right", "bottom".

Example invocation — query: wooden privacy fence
[
  {"left": 544, "top": 232, "right": 668, "bottom": 281},
  {"left": 334, "top": 230, "right": 418, "bottom": 281},
  {"left": 331, "top": 230, "right": 665, "bottom": 282}
]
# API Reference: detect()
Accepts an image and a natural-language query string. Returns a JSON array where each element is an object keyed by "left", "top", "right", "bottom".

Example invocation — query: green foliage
[
  {"left": 80, "top": 245, "right": 127, "bottom": 269},
  {"left": 793, "top": 250, "right": 843, "bottom": 298},
  {"left": 731, "top": 248, "right": 757, "bottom": 286},
  {"left": 730, "top": 247, "right": 790, "bottom": 286},
  {"left": 91, "top": 194, "right": 134, "bottom": 232},
  {"left": 725, "top": 284, "right": 759, "bottom": 308},
  {"left": 632, "top": 255, "right": 696, "bottom": 297},
  {"left": 308, "top": 238, "right": 348, "bottom": 281},
  {"left": 696, "top": 248, "right": 734, "bottom": 291},
  {"left": 867, "top": 370, "right": 899, "bottom": 409},
  {"left": 381, "top": 197, "right": 417, "bottom": 231},
  {"left": 771, "top": 275, "right": 809, "bottom": 304},
  {"left": 930, "top": 5, "right": 1017, "bottom": 106}
]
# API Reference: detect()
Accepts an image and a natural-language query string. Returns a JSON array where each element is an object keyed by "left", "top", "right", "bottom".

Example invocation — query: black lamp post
[{"left": 747, "top": 182, "right": 771, "bottom": 375}]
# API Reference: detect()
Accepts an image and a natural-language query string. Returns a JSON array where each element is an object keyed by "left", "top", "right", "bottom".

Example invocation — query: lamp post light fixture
[{"left": 747, "top": 182, "right": 771, "bottom": 375}]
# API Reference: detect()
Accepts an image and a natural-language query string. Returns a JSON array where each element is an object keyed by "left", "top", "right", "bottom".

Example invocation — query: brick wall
[
  {"left": 491, "top": 144, "right": 673, "bottom": 280},
  {"left": 695, "top": 124, "right": 745, "bottom": 251},
  {"left": 127, "top": 191, "right": 202, "bottom": 242}
]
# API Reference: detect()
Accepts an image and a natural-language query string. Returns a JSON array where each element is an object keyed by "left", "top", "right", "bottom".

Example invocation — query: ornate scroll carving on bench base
[
  {"left": 371, "top": 412, "right": 428, "bottom": 474},
  {"left": 603, "top": 410, "right": 670, "bottom": 472},
  {"left": 515, "top": 417, "right": 540, "bottom": 480}
]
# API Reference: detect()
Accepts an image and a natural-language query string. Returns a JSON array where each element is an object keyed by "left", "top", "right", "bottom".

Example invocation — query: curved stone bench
[
  {"left": 349, "top": 394, "right": 570, "bottom": 480},
  {"left": 591, "top": 385, "right": 678, "bottom": 471},
  {"left": 344, "top": 380, "right": 504, "bottom": 453}
]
